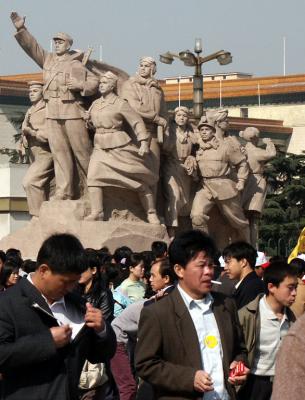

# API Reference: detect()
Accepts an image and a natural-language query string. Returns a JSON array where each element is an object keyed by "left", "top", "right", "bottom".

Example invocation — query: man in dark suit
[
  {"left": 222, "top": 241, "right": 265, "bottom": 310},
  {"left": 0, "top": 233, "right": 116, "bottom": 400},
  {"left": 135, "top": 230, "right": 249, "bottom": 400}
]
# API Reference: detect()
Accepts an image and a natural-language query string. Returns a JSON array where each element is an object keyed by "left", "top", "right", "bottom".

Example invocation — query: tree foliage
[
  {"left": 259, "top": 151, "right": 305, "bottom": 255},
  {"left": 0, "top": 113, "right": 29, "bottom": 163}
]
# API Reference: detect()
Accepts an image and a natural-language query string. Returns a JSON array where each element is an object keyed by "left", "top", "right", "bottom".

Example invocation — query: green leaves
[{"left": 259, "top": 151, "right": 305, "bottom": 256}]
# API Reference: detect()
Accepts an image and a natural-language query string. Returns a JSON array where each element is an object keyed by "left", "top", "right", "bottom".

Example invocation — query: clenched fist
[{"left": 85, "top": 303, "right": 105, "bottom": 333}]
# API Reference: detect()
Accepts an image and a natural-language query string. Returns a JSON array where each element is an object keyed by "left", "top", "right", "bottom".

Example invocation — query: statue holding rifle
[{"left": 11, "top": 11, "right": 99, "bottom": 200}]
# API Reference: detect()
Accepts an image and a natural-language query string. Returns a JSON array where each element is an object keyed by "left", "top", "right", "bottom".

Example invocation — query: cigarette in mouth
[{"left": 211, "top": 280, "right": 222, "bottom": 285}]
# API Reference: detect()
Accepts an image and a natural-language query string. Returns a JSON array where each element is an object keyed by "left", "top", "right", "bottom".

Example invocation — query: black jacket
[
  {"left": 233, "top": 271, "right": 265, "bottom": 310},
  {"left": 0, "top": 278, "right": 116, "bottom": 400},
  {"left": 81, "top": 285, "right": 114, "bottom": 323}
]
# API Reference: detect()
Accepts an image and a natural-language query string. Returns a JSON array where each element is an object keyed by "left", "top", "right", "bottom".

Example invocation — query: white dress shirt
[
  {"left": 27, "top": 274, "right": 85, "bottom": 339},
  {"left": 178, "top": 285, "right": 229, "bottom": 400}
]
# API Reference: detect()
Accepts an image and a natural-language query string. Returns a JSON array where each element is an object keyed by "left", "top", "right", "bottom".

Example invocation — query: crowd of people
[{"left": 0, "top": 232, "right": 305, "bottom": 400}]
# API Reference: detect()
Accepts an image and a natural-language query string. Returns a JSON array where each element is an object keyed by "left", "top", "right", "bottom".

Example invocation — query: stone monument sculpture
[
  {"left": 191, "top": 117, "right": 250, "bottom": 242},
  {"left": 6, "top": 13, "right": 277, "bottom": 256},
  {"left": 121, "top": 57, "right": 168, "bottom": 199},
  {"left": 11, "top": 12, "right": 99, "bottom": 200},
  {"left": 161, "top": 106, "right": 196, "bottom": 237},
  {"left": 240, "top": 127, "right": 276, "bottom": 245},
  {"left": 211, "top": 108, "right": 242, "bottom": 151},
  {"left": 0, "top": 13, "right": 168, "bottom": 257},
  {"left": 22, "top": 81, "right": 54, "bottom": 217},
  {"left": 84, "top": 72, "right": 160, "bottom": 225}
]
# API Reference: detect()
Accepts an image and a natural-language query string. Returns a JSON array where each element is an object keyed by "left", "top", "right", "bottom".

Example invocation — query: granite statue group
[{"left": 11, "top": 12, "right": 276, "bottom": 246}]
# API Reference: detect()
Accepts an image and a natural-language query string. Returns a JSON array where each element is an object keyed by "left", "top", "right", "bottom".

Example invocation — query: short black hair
[
  {"left": 168, "top": 230, "right": 217, "bottom": 268},
  {"left": 141, "top": 250, "right": 155, "bottom": 272},
  {"left": 264, "top": 261, "right": 298, "bottom": 294},
  {"left": 5, "top": 252, "right": 23, "bottom": 269},
  {"left": 222, "top": 241, "right": 257, "bottom": 269},
  {"left": 151, "top": 241, "right": 168, "bottom": 259},
  {"left": 154, "top": 258, "right": 176, "bottom": 284},
  {"left": 6, "top": 248, "right": 21, "bottom": 258},
  {"left": 36, "top": 233, "right": 87, "bottom": 275},
  {"left": 113, "top": 246, "right": 132, "bottom": 264},
  {"left": 96, "top": 249, "right": 112, "bottom": 267},
  {"left": 85, "top": 248, "right": 100, "bottom": 270},
  {"left": 103, "top": 262, "right": 120, "bottom": 286},
  {"left": 289, "top": 258, "right": 305, "bottom": 278},
  {"left": 0, "top": 260, "right": 19, "bottom": 288},
  {"left": 129, "top": 253, "right": 144, "bottom": 269},
  {"left": 21, "top": 259, "right": 36, "bottom": 274}
]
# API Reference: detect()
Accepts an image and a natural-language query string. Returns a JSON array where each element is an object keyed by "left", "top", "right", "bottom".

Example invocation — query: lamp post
[{"left": 160, "top": 39, "right": 232, "bottom": 119}]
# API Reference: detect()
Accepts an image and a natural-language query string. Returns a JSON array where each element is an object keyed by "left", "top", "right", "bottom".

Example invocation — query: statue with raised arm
[
  {"left": 22, "top": 81, "right": 54, "bottom": 217},
  {"left": 240, "top": 127, "right": 277, "bottom": 245},
  {"left": 11, "top": 12, "right": 99, "bottom": 200},
  {"left": 191, "top": 117, "right": 250, "bottom": 242},
  {"left": 161, "top": 107, "right": 196, "bottom": 237},
  {"left": 84, "top": 72, "right": 160, "bottom": 225},
  {"left": 121, "top": 57, "right": 168, "bottom": 200}
]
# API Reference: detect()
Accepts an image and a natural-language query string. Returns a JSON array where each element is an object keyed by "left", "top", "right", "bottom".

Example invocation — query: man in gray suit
[
  {"left": 11, "top": 12, "right": 99, "bottom": 200},
  {"left": 136, "top": 230, "right": 249, "bottom": 400}
]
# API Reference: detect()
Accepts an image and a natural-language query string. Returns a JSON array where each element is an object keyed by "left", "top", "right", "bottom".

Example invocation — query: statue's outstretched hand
[{"left": 10, "top": 12, "right": 26, "bottom": 30}]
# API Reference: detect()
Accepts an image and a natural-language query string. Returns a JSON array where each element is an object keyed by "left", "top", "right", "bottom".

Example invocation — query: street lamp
[{"left": 160, "top": 39, "right": 232, "bottom": 119}]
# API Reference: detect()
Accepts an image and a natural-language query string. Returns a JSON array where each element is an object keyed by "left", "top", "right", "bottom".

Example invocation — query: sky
[{"left": 1, "top": 0, "right": 305, "bottom": 79}]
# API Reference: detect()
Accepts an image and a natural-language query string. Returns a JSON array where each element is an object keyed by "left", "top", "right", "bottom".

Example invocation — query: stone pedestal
[{"left": 0, "top": 199, "right": 169, "bottom": 259}]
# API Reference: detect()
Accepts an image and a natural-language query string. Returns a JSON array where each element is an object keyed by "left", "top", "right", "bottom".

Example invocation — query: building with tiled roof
[{"left": 161, "top": 72, "right": 305, "bottom": 154}]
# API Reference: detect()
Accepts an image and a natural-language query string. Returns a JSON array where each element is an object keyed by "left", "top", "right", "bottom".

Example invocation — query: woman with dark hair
[
  {"left": 78, "top": 250, "right": 116, "bottom": 400},
  {"left": 112, "top": 246, "right": 132, "bottom": 284},
  {"left": 78, "top": 249, "right": 114, "bottom": 323},
  {"left": 84, "top": 71, "right": 159, "bottom": 224},
  {"left": 119, "top": 253, "right": 146, "bottom": 302},
  {"left": 0, "top": 261, "right": 20, "bottom": 291},
  {"left": 112, "top": 253, "right": 146, "bottom": 318}
]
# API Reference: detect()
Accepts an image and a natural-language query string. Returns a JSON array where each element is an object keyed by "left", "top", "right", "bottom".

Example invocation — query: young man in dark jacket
[
  {"left": 0, "top": 233, "right": 116, "bottom": 400},
  {"left": 223, "top": 241, "right": 265, "bottom": 309}
]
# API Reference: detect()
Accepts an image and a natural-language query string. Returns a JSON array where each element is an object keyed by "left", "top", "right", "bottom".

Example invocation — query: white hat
[
  {"left": 219, "top": 256, "right": 225, "bottom": 268},
  {"left": 256, "top": 251, "right": 268, "bottom": 267},
  {"left": 297, "top": 254, "right": 305, "bottom": 261}
]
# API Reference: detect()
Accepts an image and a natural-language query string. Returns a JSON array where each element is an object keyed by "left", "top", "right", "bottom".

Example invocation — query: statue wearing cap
[
  {"left": 239, "top": 127, "right": 276, "bottom": 245},
  {"left": 21, "top": 81, "right": 54, "bottom": 217},
  {"left": 161, "top": 106, "right": 197, "bottom": 236},
  {"left": 11, "top": 12, "right": 99, "bottom": 201},
  {"left": 121, "top": 56, "right": 168, "bottom": 200},
  {"left": 191, "top": 115, "right": 250, "bottom": 242},
  {"left": 207, "top": 109, "right": 243, "bottom": 152}
]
